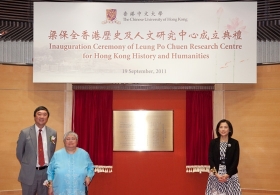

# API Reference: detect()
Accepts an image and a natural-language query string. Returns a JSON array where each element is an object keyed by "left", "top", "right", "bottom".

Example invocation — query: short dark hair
[
  {"left": 215, "top": 119, "right": 233, "bottom": 138},
  {"left": 34, "top": 106, "right": 50, "bottom": 117}
]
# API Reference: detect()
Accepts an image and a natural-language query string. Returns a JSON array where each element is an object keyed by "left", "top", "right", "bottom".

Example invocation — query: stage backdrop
[{"left": 33, "top": 2, "right": 257, "bottom": 84}]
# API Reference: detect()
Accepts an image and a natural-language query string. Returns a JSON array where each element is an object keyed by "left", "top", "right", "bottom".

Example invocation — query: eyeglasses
[{"left": 65, "top": 138, "right": 77, "bottom": 141}]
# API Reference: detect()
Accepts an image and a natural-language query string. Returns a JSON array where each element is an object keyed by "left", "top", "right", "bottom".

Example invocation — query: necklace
[{"left": 220, "top": 135, "right": 228, "bottom": 143}]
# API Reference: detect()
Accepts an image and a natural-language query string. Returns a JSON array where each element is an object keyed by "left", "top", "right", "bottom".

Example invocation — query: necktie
[{"left": 38, "top": 129, "right": 45, "bottom": 166}]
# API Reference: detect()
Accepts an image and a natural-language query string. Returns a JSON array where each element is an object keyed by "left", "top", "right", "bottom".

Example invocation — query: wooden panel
[
  {"left": 0, "top": 64, "right": 65, "bottom": 91},
  {"left": 225, "top": 64, "right": 280, "bottom": 91},
  {"left": 224, "top": 65, "right": 280, "bottom": 191},
  {"left": 0, "top": 64, "right": 66, "bottom": 190},
  {"left": 242, "top": 189, "right": 280, "bottom": 195},
  {"left": 0, "top": 190, "right": 21, "bottom": 195}
]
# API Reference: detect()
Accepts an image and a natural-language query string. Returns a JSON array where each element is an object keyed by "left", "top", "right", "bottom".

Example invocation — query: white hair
[{"left": 63, "top": 131, "right": 78, "bottom": 141}]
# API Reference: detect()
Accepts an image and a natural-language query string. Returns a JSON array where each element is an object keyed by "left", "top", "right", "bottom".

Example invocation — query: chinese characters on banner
[{"left": 34, "top": 2, "right": 257, "bottom": 83}]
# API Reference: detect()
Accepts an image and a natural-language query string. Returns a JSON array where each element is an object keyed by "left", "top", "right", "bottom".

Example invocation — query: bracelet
[
  {"left": 43, "top": 180, "right": 52, "bottom": 188},
  {"left": 210, "top": 167, "right": 217, "bottom": 175},
  {"left": 47, "top": 181, "right": 52, "bottom": 188}
]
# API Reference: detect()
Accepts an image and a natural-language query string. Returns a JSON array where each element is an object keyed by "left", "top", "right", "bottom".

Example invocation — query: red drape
[
  {"left": 72, "top": 90, "right": 113, "bottom": 173},
  {"left": 186, "top": 91, "right": 213, "bottom": 173}
]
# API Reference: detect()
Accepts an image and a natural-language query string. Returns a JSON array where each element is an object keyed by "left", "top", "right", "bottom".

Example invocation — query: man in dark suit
[{"left": 16, "top": 106, "right": 57, "bottom": 195}]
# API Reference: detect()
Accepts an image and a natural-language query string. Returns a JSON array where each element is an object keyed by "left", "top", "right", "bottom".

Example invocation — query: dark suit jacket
[
  {"left": 208, "top": 137, "right": 240, "bottom": 177},
  {"left": 16, "top": 125, "right": 57, "bottom": 185}
]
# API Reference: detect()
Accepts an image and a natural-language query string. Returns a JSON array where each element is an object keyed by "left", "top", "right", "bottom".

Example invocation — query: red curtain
[
  {"left": 72, "top": 90, "right": 113, "bottom": 173},
  {"left": 186, "top": 91, "right": 213, "bottom": 173}
]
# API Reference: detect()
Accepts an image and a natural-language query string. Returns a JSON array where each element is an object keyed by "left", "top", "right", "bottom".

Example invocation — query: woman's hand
[
  {"left": 84, "top": 176, "right": 91, "bottom": 187},
  {"left": 215, "top": 173, "right": 223, "bottom": 181},
  {"left": 48, "top": 186, "right": 54, "bottom": 195},
  {"left": 222, "top": 174, "right": 229, "bottom": 181},
  {"left": 216, "top": 173, "right": 229, "bottom": 183}
]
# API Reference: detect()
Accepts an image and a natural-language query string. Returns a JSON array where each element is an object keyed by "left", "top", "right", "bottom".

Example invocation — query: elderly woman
[{"left": 46, "top": 131, "right": 94, "bottom": 195}]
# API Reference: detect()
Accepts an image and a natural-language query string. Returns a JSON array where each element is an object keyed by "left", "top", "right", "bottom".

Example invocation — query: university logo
[{"left": 102, "top": 9, "right": 121, "bottom": 24}]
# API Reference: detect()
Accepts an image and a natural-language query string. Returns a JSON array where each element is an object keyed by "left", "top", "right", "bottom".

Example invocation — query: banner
[{"left": 34, "top": 2, "right": 257, "bottom": 83}]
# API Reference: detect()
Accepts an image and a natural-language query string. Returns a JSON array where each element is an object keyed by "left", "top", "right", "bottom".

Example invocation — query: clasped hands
[{"left": 215, "top": 173, "right": 229, "bottom": 183}]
